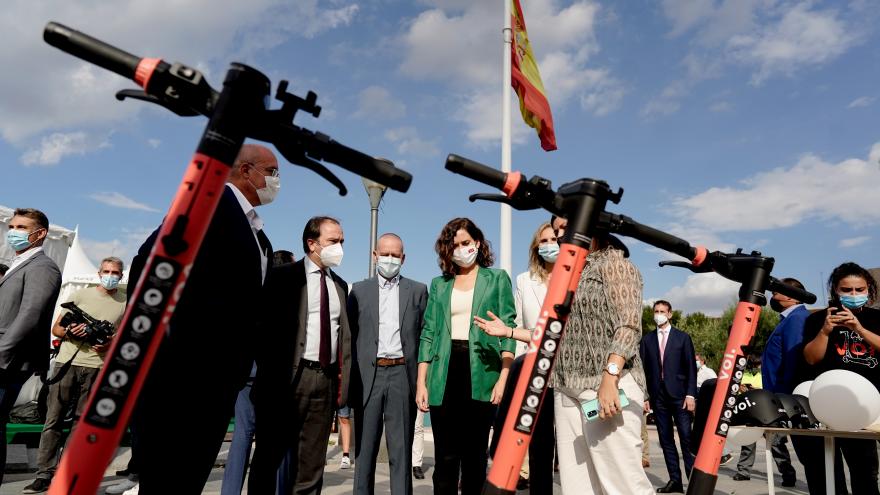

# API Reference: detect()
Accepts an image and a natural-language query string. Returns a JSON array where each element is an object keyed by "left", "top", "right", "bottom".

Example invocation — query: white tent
[{"left": 51, "top": 225, "right": 131, "bottom": 323}]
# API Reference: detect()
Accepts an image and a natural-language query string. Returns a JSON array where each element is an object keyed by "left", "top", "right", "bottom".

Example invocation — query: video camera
[{"left": 59, "top": 302, "right": 116, "bottom": 347}]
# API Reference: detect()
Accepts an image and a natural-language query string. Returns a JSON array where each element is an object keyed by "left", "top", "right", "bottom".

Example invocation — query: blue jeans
[
  {"left": 220, "top": 382, "right": 256, "bottom": 495},
  {"left": 0, "top": 370, "right": 29, "bottom": 485}
]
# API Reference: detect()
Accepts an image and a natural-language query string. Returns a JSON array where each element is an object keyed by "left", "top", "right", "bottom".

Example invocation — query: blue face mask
[
  {"left": 537, "top": 243, "right": 559, "bottom": 263},
  {"left": 6, "top": 229, "right": 39, "bottom": 252},
  {"left": 100, "top": 275, "right": 121, "bottom": 290},
  {"left": 840, "top": 294, "right": 869, "bottom": 309}
]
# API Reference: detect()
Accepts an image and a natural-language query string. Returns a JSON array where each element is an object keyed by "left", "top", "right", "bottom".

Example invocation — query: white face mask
[
  {"left": 100, "top": 274, "right": 121, "bottom": 290},
  {"left": 253, "top": 175, "right": 280, "bottom": 205},
  {"left": 376, "top": 255, "right": 402, "bottom": 279},
  {"left": 654, "top": 313, "right": 669, "bottom": 326},
  {"left": 319, "top": 242, "right": 344, "bottom": 267},
  {"left": 452, "top": 245, "right": 478, "bottom": 268},
  {"left": 537, "top": 242, "right": 559, "bottom": 263}
]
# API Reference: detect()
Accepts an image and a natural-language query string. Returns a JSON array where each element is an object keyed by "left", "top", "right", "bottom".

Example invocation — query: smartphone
[{"left": 580, "top": 389, "right": 630, "bottom": 422}]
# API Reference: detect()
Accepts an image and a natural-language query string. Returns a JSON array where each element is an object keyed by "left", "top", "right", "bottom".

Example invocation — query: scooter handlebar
[
  {"left": 44, "top": 22, "right": 141, "bottom": 80},
  {"left": 768, "top": 277, "right": 818, "bottom": 305},
  {"left": 445, "top": 154, "right": 507, "bottom": 191}
]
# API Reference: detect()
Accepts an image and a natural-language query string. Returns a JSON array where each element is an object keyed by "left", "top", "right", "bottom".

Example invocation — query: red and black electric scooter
[
  {"left": 41, "top": 22, "right": 412, "bottom": 495},
  {"left": 443, "top": 154, "right": 816, "bottom": 495}
]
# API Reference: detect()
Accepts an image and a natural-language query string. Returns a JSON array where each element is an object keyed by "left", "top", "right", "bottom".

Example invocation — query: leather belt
[
  {"left": 376, "top": 357, "right": 405, "bottom": 367},
  {"left": 300, "top": 359, "right": 338, "bottom": 373}
]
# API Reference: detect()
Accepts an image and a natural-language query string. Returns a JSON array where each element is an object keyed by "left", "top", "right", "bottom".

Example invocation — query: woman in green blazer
[{"left": 416, "top": 217, "right": 516, "bottom": 495}]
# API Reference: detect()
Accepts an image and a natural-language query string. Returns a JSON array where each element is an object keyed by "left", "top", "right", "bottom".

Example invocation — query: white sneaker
[
  {"left": 340, "top": 456, "right": 351, "bottom": 469},
  {"left": 122, "top": 484, "right": 139, "bottom": 495},
  {"left": 105, "top": 479, "right": 138, "bottom": 494}
]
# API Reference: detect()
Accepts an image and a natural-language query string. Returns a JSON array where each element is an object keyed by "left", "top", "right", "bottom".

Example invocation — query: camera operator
[{"left": 23, "top": 257, "right": 126, "bottom": 494}]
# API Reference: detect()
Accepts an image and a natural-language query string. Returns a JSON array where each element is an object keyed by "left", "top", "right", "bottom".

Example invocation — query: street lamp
[{"left": 362, "top": 163, "right": 389, "bottom": 277}]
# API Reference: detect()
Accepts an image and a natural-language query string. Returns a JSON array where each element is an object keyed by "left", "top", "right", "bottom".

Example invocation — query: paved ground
[{"left": 1, "top": 427, "right": 819, "bottom": 494}]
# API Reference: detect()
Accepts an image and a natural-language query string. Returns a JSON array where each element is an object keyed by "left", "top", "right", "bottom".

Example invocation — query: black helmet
[
  {"left": 792, "top": 394, "right": 820, "bottom": 428},
  {"left": 729, "top": 389, "right": 788, "bottom": 427},
  {"left": 775, "top": 393, "right": 807, "bottom": 428}
]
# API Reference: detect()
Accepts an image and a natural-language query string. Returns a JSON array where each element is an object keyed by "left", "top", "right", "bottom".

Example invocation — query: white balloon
[
  {"left": 809, "top": 370, "right": 880, "bottom": 431},
  {"left": 792, "top": 381, "right": 813, "bottom": 398},
  {"left": 726, "top": 426, "right": 764, "bottom": 446}
]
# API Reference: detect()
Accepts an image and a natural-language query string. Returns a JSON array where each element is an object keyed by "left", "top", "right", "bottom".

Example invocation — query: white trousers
[
  {"left": 412, "top": 408, "right": 424, "bottom": 467},
  {"left": 554, "top": 374, "right": 654, "bottom": 495}
]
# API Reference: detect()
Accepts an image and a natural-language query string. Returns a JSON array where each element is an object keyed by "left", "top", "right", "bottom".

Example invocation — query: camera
[{"left": 59, "top": 302, "right": 116, "bottom": 347}]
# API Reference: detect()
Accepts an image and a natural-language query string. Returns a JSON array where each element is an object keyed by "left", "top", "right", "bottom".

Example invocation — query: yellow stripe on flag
[{"left": 511, "top": 0, "right": 557, "bottom": 151}]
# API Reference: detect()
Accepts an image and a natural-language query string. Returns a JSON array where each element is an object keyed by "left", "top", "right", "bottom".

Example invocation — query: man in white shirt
[
  {"left": 0, "top": 208, "right": 61, "bottom": 486},
  {"left": 249, "top": 216, "right": 352, "bottom": 495},
  {"left": 639, "top": 300, "right": 698, "bottom": 493},
  {"left": 695, "top": 354, "right": 717, "bottom": 389},
  {"left": 128, "top": 144, "right": 278, "bottom": 494}
]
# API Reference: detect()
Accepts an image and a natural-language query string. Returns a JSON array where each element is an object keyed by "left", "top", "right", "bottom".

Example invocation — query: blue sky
[{"left": 2, "top": 0, "right": 878, "bottom": 315}]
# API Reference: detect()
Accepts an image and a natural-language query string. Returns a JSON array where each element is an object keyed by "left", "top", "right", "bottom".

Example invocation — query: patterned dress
[{"left": 553, "top": 246, "right": 647, "bottom": 398}]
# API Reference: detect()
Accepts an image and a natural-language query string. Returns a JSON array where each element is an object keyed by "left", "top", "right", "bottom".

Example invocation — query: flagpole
[{"left": 500, "top": 0, "right": 512, "bottom": 276}]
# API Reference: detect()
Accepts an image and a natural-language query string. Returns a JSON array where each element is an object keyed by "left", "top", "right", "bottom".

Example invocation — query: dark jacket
[{"left": 640, "top": 326, "right": 697, "bottom": 402}]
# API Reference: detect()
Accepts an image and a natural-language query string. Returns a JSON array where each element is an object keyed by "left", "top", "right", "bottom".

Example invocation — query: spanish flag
[{"left": 511, "top": 0, "right": 557, "bottom": 151}]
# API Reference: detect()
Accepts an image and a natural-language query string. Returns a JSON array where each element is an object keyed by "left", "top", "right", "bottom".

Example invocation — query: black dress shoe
[
  {"left": 412, "top": 466, "right": 425, "bottom": 479},
  {"left": 657, "top": 480, "right": 684, "bottom": 493},
  {"left": 782, "top": 477, "right": 796, "bottom": 487},
  {"left": 732, "top": 473, "right": 750, "bottom": 481}
]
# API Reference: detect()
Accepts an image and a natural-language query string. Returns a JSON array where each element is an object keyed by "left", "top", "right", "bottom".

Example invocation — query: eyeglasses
[{"left": 244, "top": 162, "right": 279, "bottom": 177}]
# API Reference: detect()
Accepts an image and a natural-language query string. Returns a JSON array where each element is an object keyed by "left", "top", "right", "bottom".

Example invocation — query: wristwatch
[{"left": 605, "top": 362, "right": 620, "bottom": 376}]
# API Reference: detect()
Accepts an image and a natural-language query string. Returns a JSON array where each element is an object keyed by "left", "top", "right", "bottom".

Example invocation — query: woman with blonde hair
[{"left": 478, "top": 221, "right": 558, "bottom": 494}]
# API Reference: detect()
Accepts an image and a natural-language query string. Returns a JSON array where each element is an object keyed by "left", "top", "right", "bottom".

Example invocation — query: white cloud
[
  {"left": 661, "top": 0, "right": 715, "bottom": 37},
  {"left": 20, "top": 132, "right": 109, "bottom": 166},
  {"left": 80, "top": 226, "right": 154, "bottom": 268},
  {"left": 839, "top": 236, "right": 871, "bottom": 248},
  {"left": 88, "top": 192, "right": 159, "bottom": 213},
  {"left": 671, "top": 142, "right": 880, "bottom": 231},
  {"left": 0, "top": 0, "right": 357, "bottom": 143},
  {"left": 384, "top": 127, "right": 440, "bottom": 157},
  {"left": 728, "top": 3, "right": 860, "bottom": 85},
  {"left": 657, "top": 272, "right": 740, "bottom": 316},
  {"left": 649, "top": 2, "right": 865, "bottom": 115},
  {"left": 147, "top": 139, "right": 161, "bottom": 149},
  {"left": 848, "top": 96, "right": 876, "bottom": 108},
  {"left": 353, "top": 86, "right": 406, "bottom": 120},
  {"left": 709, "top": 101, "right": 733, "bottom": 112},
  {"left": 452, "top": 90, "right": 531, "bottom": 148},
  {"left": 400, "top": 0, "right": 618, "bottom": 146}
]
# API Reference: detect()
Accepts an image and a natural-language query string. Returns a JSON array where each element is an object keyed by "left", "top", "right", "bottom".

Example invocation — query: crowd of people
[{"left": 1, "top": 143, "right": 878, "bottom": 495}]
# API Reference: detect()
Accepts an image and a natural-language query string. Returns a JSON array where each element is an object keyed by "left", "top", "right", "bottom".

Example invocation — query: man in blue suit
[
  {"left": 640, "top": 300, "right": 697, "bottom": 493},
  {"left": 760, "top": 277, "right": 809, "bottom": 488}
]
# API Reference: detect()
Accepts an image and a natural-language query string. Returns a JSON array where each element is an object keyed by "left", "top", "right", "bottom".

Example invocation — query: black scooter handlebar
[
  {"left": 768, "top": 277, "right": 818, "bottom": 304},
  {"left": 44, "top": 22, "right": 141, "bottom": 80},
  {"left": 445, "top": 154, "right": 508, "bottom": 191}
]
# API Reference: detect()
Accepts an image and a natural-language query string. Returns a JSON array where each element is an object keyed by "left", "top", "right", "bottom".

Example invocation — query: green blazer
[{"left": 418, "top": 266, "right": 517, "bottom": 405}]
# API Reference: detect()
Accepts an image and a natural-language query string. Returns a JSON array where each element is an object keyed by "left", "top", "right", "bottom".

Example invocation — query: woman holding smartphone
[
  {"left": 802, "top": 261, "right": 880, "bottom": 495},
  {"left": 416, "top": 217, "right": 516, "bottom": 495}
]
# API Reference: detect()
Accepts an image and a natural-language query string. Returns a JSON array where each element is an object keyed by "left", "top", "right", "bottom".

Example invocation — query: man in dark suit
[
  {"left": 639, "top": 300, "right": 697, "bottom": 493},
  {"left": 127, "top": 144, "right": 277, "bottom": 494},
  {"left": 249, "top": 216, "right": 352, "bottom": 495},
  {"left": 348, "top": 233, "right": 427, "bottom": 495},
  {"left": 0, "top": 208, "right": 61, "bottom": 485}
]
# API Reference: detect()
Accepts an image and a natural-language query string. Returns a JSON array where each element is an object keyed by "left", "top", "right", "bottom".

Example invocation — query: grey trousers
[
  {"left": 737, "top": 433, "right": 796, "bottom": 481},
  {"left": 354, "top": 364, "right": 415, "bottom": 495},
  {"left": 36, "top": 363, "right": 100, "bottom": 479}
]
